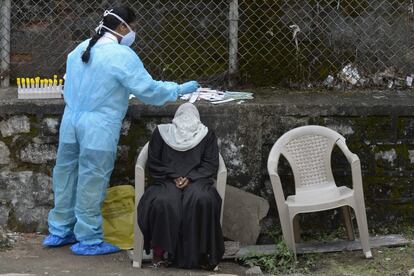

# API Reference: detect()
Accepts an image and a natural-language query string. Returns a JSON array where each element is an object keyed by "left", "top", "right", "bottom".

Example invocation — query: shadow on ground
[{"left": 0, "top": 233, "right": 246, "bottom": 276}]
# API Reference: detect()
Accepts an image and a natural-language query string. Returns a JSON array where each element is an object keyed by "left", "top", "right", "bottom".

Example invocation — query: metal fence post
[
  {"left": 228, "top": 0, "right": 239, "bottom": 87},
  {"left": 0, "top": 0, "right": 11, "bottom": 88}
]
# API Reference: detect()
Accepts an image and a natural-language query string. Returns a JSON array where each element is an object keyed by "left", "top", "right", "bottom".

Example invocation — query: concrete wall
[{"left": 0, "top": 88, "right": 413, "bottom": 242}]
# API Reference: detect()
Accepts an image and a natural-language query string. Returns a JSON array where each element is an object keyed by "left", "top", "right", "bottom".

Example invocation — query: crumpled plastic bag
[{"left": 102, "top": 185, "right": 135, "bottom": 250}]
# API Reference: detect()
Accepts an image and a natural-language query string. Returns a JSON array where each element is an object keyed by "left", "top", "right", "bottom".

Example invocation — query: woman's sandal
[
  {"left": 199, "top": 254, "right": 219, "bottom": 271},
  {"left": 200, "top": 263, "right": 220, "bottom": 271},
  {"left": 149, "top": 260, "right": 169, "bottom": 268}
]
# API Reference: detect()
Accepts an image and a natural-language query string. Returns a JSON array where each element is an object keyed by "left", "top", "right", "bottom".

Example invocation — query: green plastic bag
[{"left": 102, "top": 185, "right": 135, "bottom": 250}]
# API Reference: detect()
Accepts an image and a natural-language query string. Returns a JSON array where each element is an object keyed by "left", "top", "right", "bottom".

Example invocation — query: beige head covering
[{"left": 158, "top": 103, "right": 208, "bottom": 151}]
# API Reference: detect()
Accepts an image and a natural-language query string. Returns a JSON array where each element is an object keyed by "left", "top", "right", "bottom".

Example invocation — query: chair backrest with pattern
[{"left": 268, "top": 126, "right": 345, "bottom": 197}]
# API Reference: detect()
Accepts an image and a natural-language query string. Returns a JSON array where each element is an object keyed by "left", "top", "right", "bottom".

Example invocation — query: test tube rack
[{"left": 17, "top": 76, "right": 63, "bottom": 99}]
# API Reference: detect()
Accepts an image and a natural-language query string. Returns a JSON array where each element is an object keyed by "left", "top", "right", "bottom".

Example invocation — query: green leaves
[{"left": 237, "top": 240, "right": 297, "bottom": 274}]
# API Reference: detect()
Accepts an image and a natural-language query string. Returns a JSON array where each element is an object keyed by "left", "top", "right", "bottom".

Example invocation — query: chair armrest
[
  {"left": 217, "top": 154, "right": 227, "bottom": 225},
  {"left": 135, "top": 166, "right": 145, "bottom": 202},
  {"left": 267, "top": 152, "right": 288, "bottom": 208},
  {"left": 336, "top": 139, "right": 359, "bottom": 164},
  {"left": 268, "top": 170, "right": 287, "bottom": 205},
  {"left": 336, "top": 139, "right": 364, "bottom": 194},
  {"left": 135, "top": 143, "right": 149, "bottom": 205},
  {"left": 216, "top": 154, "right": 227, "bottom": 196},
  {"left": 217, "top": 154, "right": 227, "bottom": 177},
  {"left": 135, "top": 144, "right": 148, "bottom": 172},
  {"left": 133, "top": 143, "right": 149, "bottom": 267}
]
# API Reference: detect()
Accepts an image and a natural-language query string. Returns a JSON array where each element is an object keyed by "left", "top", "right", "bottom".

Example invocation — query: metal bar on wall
[
  {"left": 228, "top": 0, "right": 239, "bottom": 87},
  {"left": 0, "top": 0, "right": 11, "bottom": 87}
]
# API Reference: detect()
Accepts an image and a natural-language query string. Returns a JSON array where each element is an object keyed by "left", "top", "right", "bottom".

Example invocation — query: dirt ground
[
  {"left": 305, "top": 229, "right": 414, "bottom": 276},
  {"left": 304, "top": 245, "right": 414, "bottom": 276},
  {"left": 0, "top": 233, "right": 246, "bottom": 276},
  {"left": 0, "top": 233, "right": 413, "bottom": 276}
]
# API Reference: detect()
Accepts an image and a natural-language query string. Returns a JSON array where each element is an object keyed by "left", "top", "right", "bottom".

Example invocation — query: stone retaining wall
[{"left": 0, "top": 88, "right": 413, "bottom": 242}]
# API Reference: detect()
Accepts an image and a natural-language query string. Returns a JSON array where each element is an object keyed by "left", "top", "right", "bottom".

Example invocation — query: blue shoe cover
[
  {"left": 70, "top": 241, "right": 120, "bottom": 256},
  {"left": 43, "top": 233, "right": 77, "bottom": 247}
]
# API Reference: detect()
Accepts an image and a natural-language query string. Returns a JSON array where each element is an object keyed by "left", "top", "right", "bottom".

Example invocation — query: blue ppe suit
[{"left": 48, "top": 39, "right": 181, "bottom": 245}]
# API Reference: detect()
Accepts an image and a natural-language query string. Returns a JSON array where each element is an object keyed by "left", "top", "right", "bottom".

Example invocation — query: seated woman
[{"left": 138, "top": 103, "right": 224, "bottom": 269}]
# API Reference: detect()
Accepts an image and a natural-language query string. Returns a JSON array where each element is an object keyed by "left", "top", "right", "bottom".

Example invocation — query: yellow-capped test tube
[
  {"left": 59, "top": 79, "right": 64, "bottom": 93},
  {"left": 26, "top": 78, "right": 30, "bottom": 88},
  {"left": 30, "top": 79, "right": 35, "bottom": 92},
  {"left": 34, "top": 78, "right": 38, "bottom": 92},
  {"left": 17, "top": 78, "right": 21, "bottom": 89},
  {"left": 22, "top": 78, "right": 26, "bottom": 89}
]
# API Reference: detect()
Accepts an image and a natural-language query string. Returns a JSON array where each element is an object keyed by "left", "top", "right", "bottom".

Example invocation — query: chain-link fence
[
  {"left": 1, "top": 0, "right": 413, "bottom": 88},
  {"left": 0, "top": 0, "right": 229, "bottom": 86},
  {"left": 238, "top": 0, "right": 413, "bottom": 87}
]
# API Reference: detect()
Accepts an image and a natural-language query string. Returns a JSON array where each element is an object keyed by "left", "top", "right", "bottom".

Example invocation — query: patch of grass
[
  {"left": 238, "top": 227, "right": 317, "bottom": 274},
  {"left": 371, "top": 224, "right": 414, "bottom": 240},
  {"left": 302, "top": 225, "right": 414, "bottom": 275},
  {"left": 0, "top": 227, "right": 11, "bottom": 252},
  {"left": 238, "top": 241, "right": 292, "bottom": 274},
  {"left": 300, "top": 226, "right": 348, "bottom": 243},
  {"left": 0, "top": 241, "right": 11, "bottom": 252},
  {"left": 0, "top": 235, "right": 11, "bottom": 252},
  {"left": 310, "top": 245, "right": 414, "bottom": 276},
  {"left": 239, "top": 225, "right": 414, "bottom": 275},
  {"left": 238, "top": 240, "right": 317, "bottom": 274}
]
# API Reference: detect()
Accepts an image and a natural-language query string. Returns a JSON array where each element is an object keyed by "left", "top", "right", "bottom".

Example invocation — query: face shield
[{"left": 95, "top": 9, "right": 136, "bottom": 46}]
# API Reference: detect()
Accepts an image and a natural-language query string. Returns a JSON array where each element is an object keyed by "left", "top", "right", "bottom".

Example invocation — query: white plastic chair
[
  {"left": 267, "top": 125, "right": 372, "bottom": 259},
  {"left": 132, "top": 142, "right": 227, "bottom": 268}
]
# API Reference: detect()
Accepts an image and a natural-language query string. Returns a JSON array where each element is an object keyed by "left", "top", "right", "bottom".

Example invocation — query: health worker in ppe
[{"left": 43, "top": 6, "right": 199, "bottom": 256}]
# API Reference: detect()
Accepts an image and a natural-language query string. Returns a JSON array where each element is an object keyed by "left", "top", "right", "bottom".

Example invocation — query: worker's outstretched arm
[{"left": 111, "top": 49, "right": 198, "bottom": 106}]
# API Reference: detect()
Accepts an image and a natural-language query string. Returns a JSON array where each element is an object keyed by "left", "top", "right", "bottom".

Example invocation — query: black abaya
[{"left": 137, "top": 128, "right": 224, "bottom": 268}]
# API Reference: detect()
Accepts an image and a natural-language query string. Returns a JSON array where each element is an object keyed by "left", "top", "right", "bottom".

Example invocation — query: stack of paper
[{"left": 181, "top": 88, "right": 253, "bottom": 104}]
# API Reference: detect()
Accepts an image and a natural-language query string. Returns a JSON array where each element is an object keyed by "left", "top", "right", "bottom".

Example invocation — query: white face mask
[
  {"left": 95, "top": 10, "right": 136, "bottom": 47},
  {"left": 119, "top": 29, "right": 136, "bottom": 47}
]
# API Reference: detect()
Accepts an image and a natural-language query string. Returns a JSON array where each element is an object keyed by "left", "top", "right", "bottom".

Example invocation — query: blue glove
[{"left": 179, "top": 81, "right": 199, "bottom": 95}]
